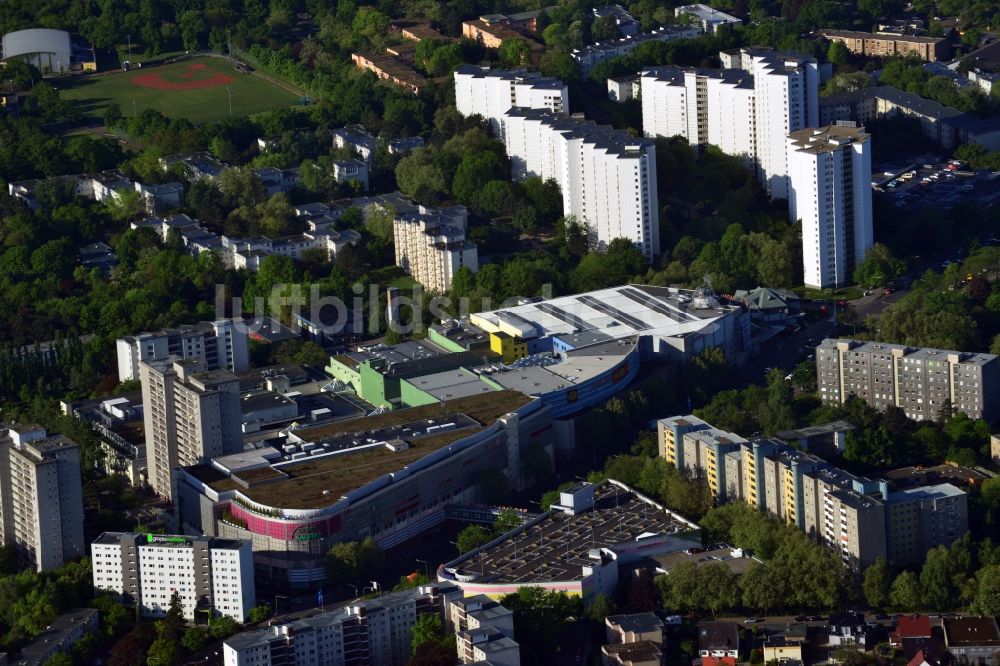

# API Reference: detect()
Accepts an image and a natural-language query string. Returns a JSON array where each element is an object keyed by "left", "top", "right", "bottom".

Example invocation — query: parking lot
[{"left": 873, "top": 159, "right": 1000, "bottom": 211}]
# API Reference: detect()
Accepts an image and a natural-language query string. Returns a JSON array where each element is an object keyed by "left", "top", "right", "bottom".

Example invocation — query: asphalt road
[
  {"left": 850, "top": 287, "right": 909, "bottom": 322},
  {"left": 731, "top": 316, "right": 837, "bottom": 389}
]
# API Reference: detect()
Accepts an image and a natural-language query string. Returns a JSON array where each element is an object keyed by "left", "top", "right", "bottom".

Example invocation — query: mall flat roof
[
  {"left": 471, "top": 284, "right": 736, "bottom": 343},
  {"left": 488, "top": 338, "right": 636, "bottom": 396},
  {"left": 403, "top": 367, "right": 498, "bottom": 401},
  {"left": 185, "top": 391, "right": 533, "bottom": 509},
  {"left": 443, "top": 481, "right": 699, "bottom": 585}
]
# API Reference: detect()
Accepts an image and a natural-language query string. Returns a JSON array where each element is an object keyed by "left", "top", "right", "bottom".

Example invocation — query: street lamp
[
  {"left": 126, "top": 34, "right": 132, "bottom": 65},
  {"left": 347, "top": 583, "right": 359, "bottom": 598},
  {"left": 415, "top": 559, "right": 429, "bottom": 577},
  {"left": 225, "top": 86, "right": 233, "bottom": 117}
]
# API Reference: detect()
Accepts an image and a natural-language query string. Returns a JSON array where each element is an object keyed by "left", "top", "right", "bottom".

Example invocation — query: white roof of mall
[{"left": 470, "top": 284, "right": 735, "bottom": 342}]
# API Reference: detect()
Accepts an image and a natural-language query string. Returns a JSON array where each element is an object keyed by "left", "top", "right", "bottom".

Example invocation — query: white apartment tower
[
  {"left": 502, "top": 108, "right": 659, "bottom": 259},
  {"left": 0, "top": 425, "right": 84, "bottom": 572},
  {"left": 116, "top": 319, "right": 249, "bottom": 383},
  {"left": 223, "top": 584, "right": 462, "bottom": 666},
  {"left": 787, "top": 124, "right": 873, "bottom": 289},
  {"left": 91, "top": 532, "right": 255, "bottom": 622},
  {"left": 139, "top": 357, "right": 242, "bottom": 499},
  {"left": 393, "top": 206, "right": 479, "bottom": 293},
  {"left": 750, "top": 52, "right": 820, "bottom": 199},
  {"left": 454, "top": 65, "right": 569, "bottom": 137},
  {"left": 640, "top": 66, "right": 756, "bottom": 165},
  {"left": 640, "top": 51, "right": 819, "bottom": 199}
]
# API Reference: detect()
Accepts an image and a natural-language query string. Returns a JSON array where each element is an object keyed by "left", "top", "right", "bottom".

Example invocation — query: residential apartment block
[
  {"left": 658, "top": 415, "right": 969, "bottom": 572},
  {"left": 139, "top": 358, "right": 242, "bottom": 499},
  {"left": 640, "top": 49, "right": 819, "bottom": 199},
  {"left": 392, "top": 205, "right": 479, "bottom": 293},
  {"left": 461, "top": 19, "right": 545, "bottom": 65},
  {"left": 91, "top": 532, "right": 255, "bottom": 622},
  {"left": 818, "top": 84, "right": 1000, "bottom": 152},
  {"left": 817, "top": 29, "right": 949, "bottom": 62},
  {"left": 502, "top": 108, "right": 659, "bottom": 259},
  {"left": 787, "top": 123, "right": 874, "bottom": 289},
  {"left": 675, "top": 4, "right": 742, "bottom": 33},
  {"left": 749, "top": 51, "right": 821, "bottom": 199},
  {"left": 602, "top": 613, "right": 665, "bottom": 666},
  {"left": 116, "top": 319, "right": 249, "bottom": 383},
  {"left": 572, "top": 25, "right": 702, "bottom": 76},
  {"left": 454, "top": 65, "right": 568, "bottom": 137},
  {"left": 0, "top": 425, "right": 84, "bottom": 572},
  {"left": 10, "top": 608, "right": 99, "bottom": 666},
  {"left": 223, "top": 583, "right": 461, "bottom": 666},
  {"left": 446, "top": 595, "right": 520, "bottom": 665},
  {"left": 130, "top": 213, "right": 361, "bottom": 275},
  {"left": 640, "top": 66, "right": 756, "bottom": 165},
  {"left": 886, "top": 484, "right": 968, "bottom": 566},
  {"left": 815, "top": 339, "right": 1000, "bottom": 422},
  {"left": 331, "top": 158, "right": 369, "bottom": 191},
  {"left": 331, "top": 125, "right": 378, "bottom": 164}
]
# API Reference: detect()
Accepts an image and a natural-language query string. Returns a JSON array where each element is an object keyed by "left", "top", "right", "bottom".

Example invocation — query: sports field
[{"left": 58, "top": 56, "right": 301, "bottom": 123}]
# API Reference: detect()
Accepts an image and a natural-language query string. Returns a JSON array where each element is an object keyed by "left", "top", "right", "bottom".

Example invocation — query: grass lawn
[{"left": 57, "top": 56, "right": 301, "bottom": 123}]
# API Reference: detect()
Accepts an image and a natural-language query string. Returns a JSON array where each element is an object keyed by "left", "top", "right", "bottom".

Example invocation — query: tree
[
  {"left": 108, "top": 624, "right": 156, "bottom": 666},
  {"left": 181, "top": 627, "right": 207, "bottom": 652},
  {"left": 452, "top": 152, "right": 506, "bottom": 206},
  {"left": 685, "top": 346, "right": 728, "bottom": 405},
  {"left": 477, "top": 180, "right": 518, "bottom": 218},
  {"left": 208, "top": 615, "right": 239, "bottom": 640},
  {"left": 145, "top": 637, "right": 179, "bottom": 666},
  {"left": 353, "top": 6, "right": 391, "bottom": 42},
  {"left": 247, "top": 605, "right": 273, "bottom": 624},
  {"left": 493, "top": 508, "right": 524, "bottom": 535},
  {"left": 92, "top": 594, "right": 132, "bottom": 637},
  {"left": 451, "top": 266, "right": 475, "bottom": 299},
  {"left": 160, "top": 591, "right": 185, "bottom": 641},
  {"left": 103, "top": 103, "right": 123, "bottom": 128},
  {"left": 591, "top": 15, "right": 620, "bottom": 41},
  {"left": 42, "top": 654, "right": 73, "bottom": 666},
  {"left": 853, "top": 243, "right": 906, "bottom": 289},
  {"left": 972, "top": 565, "right": 1000, "bottom": 616},
  {"left": 410, "top": 640, "right": 458, "bottom": 666},
  {"left": 365, "top": 203, "right": 395, "bottom": 243},
  {"left": 827, "top": 41, "right": 851, "bottom": 66},
  {"left": 395, "top": 150, "right": 448, "bottom": 204},
  {"left": 411, "top": 613, "right": 445, "bottom": 655},
  {"left": 862, "top": 557, "right": 893, "bottom": 609},
  {"left": 499, "top": 38, "right": 531, "bottom": 68},
  {"left": 31, "top": 239, "right": 77, "bottom": 278},
  {"left": 740, "top": 563, "right": 784, "bottom": 613},
  {"left": 325, "top": 537, "right": 385, "bottom": 586},
  {"left": 920, "top": 546, "right": 955, "bottom": 611},
  {"left": 456, "top": 525, "right": 492, "bottom": 553},
  {"left": 587, "top": 593, "right": 617, "bottom": 621},
  {"left": 890, "top": 570, "right": 922, "bottom": 611}
]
